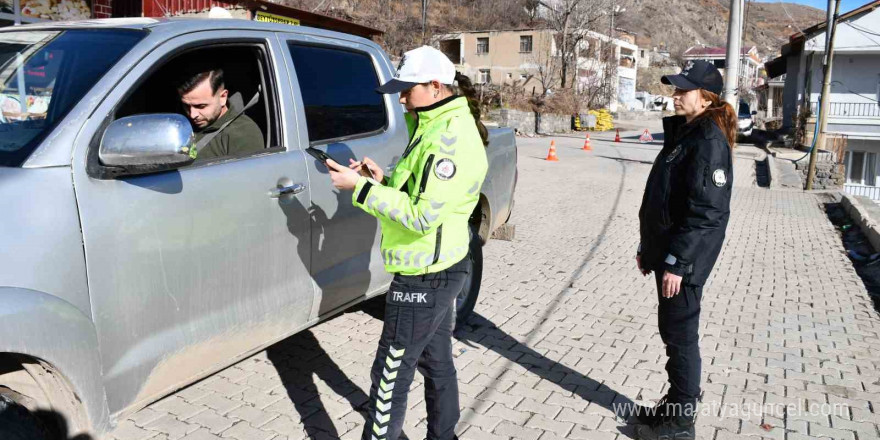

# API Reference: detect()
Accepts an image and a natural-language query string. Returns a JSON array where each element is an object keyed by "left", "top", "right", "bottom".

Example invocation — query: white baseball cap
[{"left": 377, "top": 46, "right": 456, "bottom": 94}]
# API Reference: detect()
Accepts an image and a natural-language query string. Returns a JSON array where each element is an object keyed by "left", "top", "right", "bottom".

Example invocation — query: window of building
[
  {"left": 476, "top": 37, "right": 489, "bottom": 55},
  {"left": 478, "top": 69, "right": 490, "bottom": 84},
  {"left": 506, "top": 73, "right": 513, "bottom": 79},
  {"left": 640, "top": 49, "right": 645, "bottom": 58},
  {"left": 288, "top": 44, "right": 387, "bottom": 144},
  {"left": 846, "top": 151, "right": 877, "bottom": 186},
  {"left": 520, "top": 74, "right": 528, "bottom": 81},
  {"left": 520, "top": 35, "right": 533, "bottom": 53}
]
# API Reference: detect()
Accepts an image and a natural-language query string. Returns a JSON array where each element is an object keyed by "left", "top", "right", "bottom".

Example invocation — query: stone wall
[
  {"left": 489, "top": 109, "right": 574, "bottom": 135},
  {"left": 793, "top": 159, "right": 845, "bottom": 190}
]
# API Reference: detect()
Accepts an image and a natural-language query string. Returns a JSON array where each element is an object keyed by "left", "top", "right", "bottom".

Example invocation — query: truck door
[
  {"left": 70, "top": 31, "right": 315, "bottom": 414},
  {"left": 276, "top": 35, "right": 406, "bottom": 316}
]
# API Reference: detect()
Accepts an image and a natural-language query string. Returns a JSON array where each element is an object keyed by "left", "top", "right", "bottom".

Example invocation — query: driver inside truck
[{"left": 175, "top": 62, "right": 264, "bottom": 161}]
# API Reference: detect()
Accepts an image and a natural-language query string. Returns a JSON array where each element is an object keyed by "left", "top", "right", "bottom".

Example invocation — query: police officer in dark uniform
[{"left": 632, "top": 60, "right": 737, "bottom": 440}]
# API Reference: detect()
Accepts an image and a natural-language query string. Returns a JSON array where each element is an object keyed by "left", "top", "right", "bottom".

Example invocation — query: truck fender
[{"left": 0, "top": 287, "right": 109, "bottom": 434}]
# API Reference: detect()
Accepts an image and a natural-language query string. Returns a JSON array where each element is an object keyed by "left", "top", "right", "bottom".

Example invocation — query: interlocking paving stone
[{"left": 106, "top": 133, "right": 880, "bottom": 440}]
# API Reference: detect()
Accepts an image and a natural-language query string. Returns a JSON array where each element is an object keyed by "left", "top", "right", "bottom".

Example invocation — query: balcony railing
[
  {"left": 810, "top": 101, "right": 880, "bottom": 118},
  {"left": 845, "top": 184, "right": 880, "bottom": 201}
]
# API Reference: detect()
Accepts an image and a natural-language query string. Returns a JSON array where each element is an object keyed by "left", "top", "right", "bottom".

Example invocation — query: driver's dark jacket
[{"left": 638, "top": 115, "right": 732, "bottom": 286}]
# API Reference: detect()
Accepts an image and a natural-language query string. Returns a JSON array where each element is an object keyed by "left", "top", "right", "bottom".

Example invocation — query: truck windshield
[{"left": 0, "top": 29, "right": 145, "bottom": 167}]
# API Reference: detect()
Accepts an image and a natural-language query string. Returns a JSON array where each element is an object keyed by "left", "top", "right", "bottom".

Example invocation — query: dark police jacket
[{"left": 638, "top": 115, "right": 732, "bottom": 286}]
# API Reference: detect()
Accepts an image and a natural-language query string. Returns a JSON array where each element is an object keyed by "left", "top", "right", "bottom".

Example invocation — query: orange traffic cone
[
  {"left": 546, "top": 140, "right": 559, "bottom": 161},
  {"left": 614, "top": 128, "right": 621, "bottom": 143},
  {"left": 582, "top": 133, "right": 592, "bottom": 151}
]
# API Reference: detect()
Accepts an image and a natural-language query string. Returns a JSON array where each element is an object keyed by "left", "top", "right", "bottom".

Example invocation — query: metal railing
[
  {"left": 845, "top": 184, "right": 880, "bottom": 201},
  {"left": 810, "top": 101, "right": 880, "bottom": 118}
]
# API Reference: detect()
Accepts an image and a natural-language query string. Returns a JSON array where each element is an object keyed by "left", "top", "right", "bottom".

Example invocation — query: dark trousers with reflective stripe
[
  {"left": 361, "top": 257, "right": 469, "bottom": 440},
  {"left": 655, "top": 272, "right": 703, "bottom": 417}
]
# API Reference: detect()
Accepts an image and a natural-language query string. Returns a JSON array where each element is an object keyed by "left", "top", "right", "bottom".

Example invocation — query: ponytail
[
  {"left": 698, "top": 89, "right": 737, "bottom": 149},
  {"left": 453, "top": 72, "right": 490, "bottom": 147}
]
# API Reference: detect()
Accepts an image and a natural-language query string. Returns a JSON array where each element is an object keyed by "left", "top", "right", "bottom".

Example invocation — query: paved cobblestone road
[{"left": 108, "top": 129, "right": 880, "bottom": 440}]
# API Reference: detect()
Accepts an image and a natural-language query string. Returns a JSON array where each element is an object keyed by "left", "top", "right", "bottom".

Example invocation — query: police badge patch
[
  {"left": 434, "top": 159, "right": 456, "bottom": 180},
  {"left": 712, "top": 169, "right": 727, "bottom": 187}
]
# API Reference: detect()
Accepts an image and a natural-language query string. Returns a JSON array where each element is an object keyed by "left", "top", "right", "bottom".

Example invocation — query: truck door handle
[{"left": 269, "top": 183, "right": 306, "bottom": 198}]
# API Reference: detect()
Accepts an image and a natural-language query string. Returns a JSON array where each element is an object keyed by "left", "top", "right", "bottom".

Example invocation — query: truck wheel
[
  {"left": 0, "top": 394, "right": 51, "bottom": 440},
  {"left": 455, "top": 225, "right": 483, "bottom": 332}
]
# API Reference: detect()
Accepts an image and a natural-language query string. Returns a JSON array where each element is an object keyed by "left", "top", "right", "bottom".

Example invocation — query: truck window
[
  {"left": 0, "top": 29, "right": 145, "bottom": 167},
  {"left": 287, "top": 44, "right": 387, "bottom": 144},
  {"left": 113, "top": 45, "right": 278, "bottom": 165}
]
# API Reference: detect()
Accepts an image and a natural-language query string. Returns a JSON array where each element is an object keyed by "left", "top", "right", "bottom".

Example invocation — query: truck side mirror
[{"left": 99, "top": 114, "right": 195, "bottom": 176}]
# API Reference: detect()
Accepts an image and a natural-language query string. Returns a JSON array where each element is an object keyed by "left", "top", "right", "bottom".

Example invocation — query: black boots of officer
[
  {"left": 632, "top": 395, "right": 696, "bottom": 440},
  {"left": 636, "top": 415, "right": 696, "bottom": 440},
  {"left": 630, "top": 272, "right": 703, "bottom": 439},
  {"left": 360, "top": 258, "right": 470, "bottom": 440}
]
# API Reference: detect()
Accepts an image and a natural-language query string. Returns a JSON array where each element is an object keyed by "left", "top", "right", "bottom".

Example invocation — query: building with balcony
[
  {"left": 769, "top": 0, "right": 880, "bottom": 198},
  {"left": 435, "top": 27, "right": 640, "bottom": 111}
]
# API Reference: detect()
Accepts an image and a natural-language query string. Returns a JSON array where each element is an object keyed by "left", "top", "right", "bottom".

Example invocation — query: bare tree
[
  {"left": 522, "top": 31, "right": 561, "bottom": 99},
  {"left": 537, "top": 0, "right": 610, "bottom": 89}
]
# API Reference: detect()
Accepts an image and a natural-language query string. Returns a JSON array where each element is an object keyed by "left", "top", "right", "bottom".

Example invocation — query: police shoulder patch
[
  {"left": 712, "top": 169, "right": 727, "bottom": 187},
  {"left": 434, "top": 158, "right": 456, "bottom": 180}
]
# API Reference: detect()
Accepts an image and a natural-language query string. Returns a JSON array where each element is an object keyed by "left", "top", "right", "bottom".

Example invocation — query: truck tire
[
  {"left": 454, "top": 224, "right": 483, "bottom": 332},
  {"left": 0, "top": 394, "right": 51, "bottom": 440}
]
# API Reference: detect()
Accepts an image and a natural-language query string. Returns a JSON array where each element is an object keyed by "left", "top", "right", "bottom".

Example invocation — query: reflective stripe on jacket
[{"left": 352, "top": 96, "right": 489, "bottom": 275}]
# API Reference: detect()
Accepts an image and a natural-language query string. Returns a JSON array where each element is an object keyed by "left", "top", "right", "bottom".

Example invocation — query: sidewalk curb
[
  {"left": 765, "top": 152, "right": 778, "bottom": 189},
  {"left": 840, "top": 192, "right": 880, "bottom": 252}
]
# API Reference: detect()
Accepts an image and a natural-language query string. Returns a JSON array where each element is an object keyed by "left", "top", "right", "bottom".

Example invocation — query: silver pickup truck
[{"left": 0, "top": 18, "right": 516, "bottom": 438}]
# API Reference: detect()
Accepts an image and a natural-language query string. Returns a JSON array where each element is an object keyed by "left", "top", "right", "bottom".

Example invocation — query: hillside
[
  {"left": 278, "top": 0, "right": 826, "bottom": 60},
  {"left": 619, "top": 0, "right": 826, "bottom": 58}
]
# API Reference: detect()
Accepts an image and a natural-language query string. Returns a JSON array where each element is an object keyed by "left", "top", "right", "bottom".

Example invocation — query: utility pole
[
  {"left": 606, "top": 5, "right": 624, "bottom": 109},
  {"left": 421, "top": 0, "right": 428, "bottom": 44},
  {"left": 806, "top": 0, "right": 842, "bottom": 190},
  {"left": 722, "top": 0, "right": 744, "bottom": 109}
]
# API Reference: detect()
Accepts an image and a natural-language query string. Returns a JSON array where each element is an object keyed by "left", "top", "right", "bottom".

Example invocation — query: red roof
[{"left": 683, "top": 46, "right": 755, "bottom": 57}]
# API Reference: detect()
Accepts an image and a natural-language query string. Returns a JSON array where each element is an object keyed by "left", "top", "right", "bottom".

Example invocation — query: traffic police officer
[
  {"left": 326, "top": 46, "right": 489, "bottom": 440},
  {"left": 633, "top": 60, "right": 736, "bottom": 440}
]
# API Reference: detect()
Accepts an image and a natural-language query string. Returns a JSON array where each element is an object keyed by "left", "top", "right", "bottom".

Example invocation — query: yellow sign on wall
[{"left": 255, "top": 11, "right": 299, "bottom": 26}]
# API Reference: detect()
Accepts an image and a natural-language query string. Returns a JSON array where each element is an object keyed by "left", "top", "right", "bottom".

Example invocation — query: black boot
[
  {"left": 636, "top": 415, "right": 695, "bottom": 440},
  {"left": 629, "top": 395, "right": 668, "bottom": 425}
]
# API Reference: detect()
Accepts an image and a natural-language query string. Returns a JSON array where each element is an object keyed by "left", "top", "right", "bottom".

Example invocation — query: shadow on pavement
[
  {"left": 267, "top": 331, "right": 371, "bottom": 440},
  {"left": 454, "top": 140, "right": 643, "bottom": 438},
  {"left": 455, "top": 314, "right": 638, "bottom": 439},
  {"left": 595, "top": 155, "right": 655, "bottom": 165},
  {"left": 0, "top": 395, "right": 95, "bottom": 440}
]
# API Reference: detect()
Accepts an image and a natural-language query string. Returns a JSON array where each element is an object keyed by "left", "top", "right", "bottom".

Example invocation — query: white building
[{"left": 772, "top": 0, "right": 880, "bottom": 198}]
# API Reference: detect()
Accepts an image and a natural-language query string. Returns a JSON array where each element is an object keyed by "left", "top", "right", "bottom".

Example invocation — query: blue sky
[{"left": 756, "top": 0, "right": 868, "bottom": 14}]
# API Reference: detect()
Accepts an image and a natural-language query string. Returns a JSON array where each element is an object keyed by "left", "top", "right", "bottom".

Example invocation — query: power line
[
  {"left": 831, "top": 80, "right": 880, "bottom": 103},
  {"left": 848, "top": 21, "right": 880, "bottom": 38}
]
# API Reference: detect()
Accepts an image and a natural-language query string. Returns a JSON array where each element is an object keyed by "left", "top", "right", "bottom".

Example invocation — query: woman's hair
[
  {"left": 697, "top": 89, "right": 737, "bottom": 148},
  {"left": 448, "top": 72, "right": 489, "bottom": 147}
]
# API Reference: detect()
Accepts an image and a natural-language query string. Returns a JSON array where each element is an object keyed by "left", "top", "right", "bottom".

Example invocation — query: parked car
[
  {"left": 0, "top": 18, "right": 516, "bottom": 439},
  {"left": 737, "top": 100, "right": 757, "bottom": 139}
]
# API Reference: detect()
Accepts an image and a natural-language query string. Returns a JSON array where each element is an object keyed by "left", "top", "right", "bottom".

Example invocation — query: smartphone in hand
[
  {"left": 358, "top": 163, "right": 375, "bottom": 179},
  {"left": 305, "top": 147, "right": 333, "bottom": 166}
]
